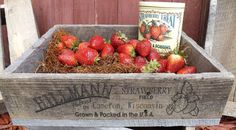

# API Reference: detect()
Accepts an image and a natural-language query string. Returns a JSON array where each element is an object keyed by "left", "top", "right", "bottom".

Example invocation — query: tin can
[{"left": 139, "top": 2, "right": 185, "bottom": 55}]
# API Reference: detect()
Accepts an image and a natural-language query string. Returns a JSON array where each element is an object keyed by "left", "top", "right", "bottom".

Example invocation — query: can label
[{"left": 139, "top": 4, "right": 185, "bottom": 54}]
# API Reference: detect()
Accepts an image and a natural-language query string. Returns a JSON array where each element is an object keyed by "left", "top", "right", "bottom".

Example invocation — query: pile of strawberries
[
  {"left": 140, "top": 20, "right": 168, "bottom": 41},
  {"left": 56, "top": 31, "right": 196, "bottom": 74}
]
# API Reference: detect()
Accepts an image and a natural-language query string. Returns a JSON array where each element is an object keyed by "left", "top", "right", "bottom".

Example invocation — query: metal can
[{"left": 139, "top": 2, "right": 185, "bottom": 55}]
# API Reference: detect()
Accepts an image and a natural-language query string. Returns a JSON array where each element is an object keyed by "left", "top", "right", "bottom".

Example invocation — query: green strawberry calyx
[
  {"left": 71, "top": 41, "right": 79, "bottom": 51},
  {"left": 142, "top": 60, "right": 160, "bottom": 73},
  {"left": 117, "top": 31, "right": 128, "bottom": 42},
  {"left": 94, "top": 57, "right": 100, "bottom": 64},
  {"left": 130, "top": 50, "right": 136, "bottom": 58}
]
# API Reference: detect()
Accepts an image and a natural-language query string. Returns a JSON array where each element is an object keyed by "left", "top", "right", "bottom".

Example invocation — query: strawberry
[
  {"left": 160, "top": 25, "right": 168, "bottom": 34},
  {"left": 150, "top": 26, "right": 161, "bottom": 40},
  {"left": 134, "top": 56, "right": 147, "bottom": 69},
  {"left": 57, "top": 42, "right": 65, "bottom": 51},
  {"left": 61, "top": 35, "right": 78, "bottom": 49},
  {"left": 177, "top": 66, "right": 197, "bottom": 74},
  {"left": 117, "top": 44, "right": 136, "bottom": 57},
  {"left": 89, "top": 35, "right": 105, "bottom": 51},
  {"left": 101, "top": 44, "right": 114, "bottom": 58},
  {"left": 167, "top": 54, "right": 185, "bottom": 73},
  {"left": 158, "top": 35, "right": 164, "bottom": 41},
  {"left": 75, "top": 48, "right": 99, "bottom": 65},
  {"left": 147, "top": 49, "right": 161, "bottom": 61},
  {"left": 119, "top": 53, "right": 134, "bottom": 65},
  {"left": 142, "top": 60, "right": 160, "bottom": 73},
  {"left": 145, "top": 33, "right": 151, "bottom": 40},
  {"left": 58, "top": 50, "right": 77, "bottom": 66},
  {"left": 140, "top": 23, "right": 146, "bottom": 34},
  {"left": 110, "top": 31, "right": 128, "bottom": 49},
  {"left": 128, "top": 39, "right": 139, "bottom": 49},
  {"left": 156, "top": 59, "right": 168, "bottom": 73},
  {"left": 136, "top": 39, "right": 151, "bottom": 57},
  {"left": 61, "top": 49, "right": 74, "bottom": 55},
  {"left": 78, "top": 42, "right": 90, "bottom": 51}
]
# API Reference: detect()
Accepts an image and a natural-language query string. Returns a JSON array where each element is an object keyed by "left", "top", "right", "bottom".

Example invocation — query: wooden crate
[{"left": 0, "top": 25, "right": 234, "bottom": 127}]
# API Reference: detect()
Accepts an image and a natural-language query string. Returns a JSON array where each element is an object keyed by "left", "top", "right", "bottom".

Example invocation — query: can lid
[{"left": 139, "top": 1, "right": 185, "bottom": 8}]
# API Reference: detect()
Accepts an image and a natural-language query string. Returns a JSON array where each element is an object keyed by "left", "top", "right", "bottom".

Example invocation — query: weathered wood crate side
[{"left": 0, "top": 25, "right": 234, "bottom": 127}]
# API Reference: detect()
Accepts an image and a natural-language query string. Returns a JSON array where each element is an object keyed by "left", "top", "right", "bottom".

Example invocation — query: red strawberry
[
  {"left": 156, "top": 59, "right": 168, "bottom": 73},
  {"left": 117, "top": 44, "right": 136, "bottom": 57},
  {"left": 128, "top": 39, "right": 139, "bottom": 49},
  {"left": 58, "top": 50, "right": 77, "bottom": 66},
  {"left": 75, "top": 48, "right": 99, "bottom": 65},
  {"left": 61, "top": 35, "right": 78, "bottom": 49},
  {"left": 160, "top": 25, "right": 168, "bottom": 34},
  {"left": 177, "top": 66, "right": 197, "bottom": 74},
  {"left": 145, "top": 33, "right": 151, "bottom": 40},
  {"left": 158, "top": 35, "right": 164, "bottom": 41},
  {"left": 150, "top": 26, "right": 161, "bottom": 40},
  {"left": 89, "top": 35, "right": 105, "bottom": 51},
  {"left": 110, "top": 31, "right": 128, "bottom": 49},
  {"left": 167, "top": 54, "right": 185, "bottom": 73},
  {"left": 134, "top": 56, "right": 147, "bottom": 69},
  {"left": 119, "top": 53, "right": 134, "bottom": 65},
  {"left": 136, "top": 39, "right": 151, "bottom": 57},
  {"left": 57, "top": 42, "right": 65, "bottom": 51},
  {"left": 140, "top": 23, "right": 146, "bottom": 34},
  {"left": 61, "top": 49, "right": 74, "bottom": 55},
  {"left": 101, "top": 44, "right": 114, "bottom": 58},
  {"left": 147, "top": 49, "right": 161, "bottom": 61},
  {"left": 78, "top": 42, "right": 90, "bottom": 51}
]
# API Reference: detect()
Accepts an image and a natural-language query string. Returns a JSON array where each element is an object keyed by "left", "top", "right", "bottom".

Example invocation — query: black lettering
[
  {"left": 81, "top": 84, "right": 91, "bottom": 97},
  {"left": 33, "top": 96, "right": 48, "bottom": 112},
  {"left": 68, "top": 85, "right": 81, "bottom": 99},
  {"left": 91, "top": 83, "right": 100, "bottom": 96},
  {"left": 43, "top": 94, "right": 55, "bottom": 107}
]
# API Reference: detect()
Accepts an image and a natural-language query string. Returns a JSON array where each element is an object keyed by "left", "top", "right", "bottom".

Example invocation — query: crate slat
[{"left": 0, "top": 25, "right": 234, "bottom": 127}]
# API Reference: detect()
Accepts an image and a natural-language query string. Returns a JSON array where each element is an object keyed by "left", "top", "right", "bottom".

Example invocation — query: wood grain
[
  {"left": 0, "top": 10, "right": 3, "bottom": 71},
  {"left": 54, "top": 0, "right": 74, "bottom": 24},
  {"left": 73, "top": 0, "right": 95, "bottom": 24},
  {"left": 95, "top": 0, "right": 118, "bottom": 24},
  {"left": 118, "top": 0, "right": 140, "bottom": 25},
  {"left": 32, "top": 0, "right": 56, "bottom": 35},
  {"left": 30, "top": 0, "right": 208, "bottom": 46},
  {"left": 205, "top": 0, "right": 236, "bottom": 102},
  {"left": 4, "top": 0, "right": 39, "bottom": 63},
  {"left": 0, "top": 25, "right": 234, "bottom": 127}
]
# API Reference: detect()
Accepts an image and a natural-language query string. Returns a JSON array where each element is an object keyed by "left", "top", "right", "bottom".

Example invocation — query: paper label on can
[{"left": 139, "top": 6, "right": 184, "bottom": 54}]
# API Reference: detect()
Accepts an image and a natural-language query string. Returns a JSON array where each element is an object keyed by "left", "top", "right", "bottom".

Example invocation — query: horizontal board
[{"left": 0, "top": 25, "right": 234, "bottom": 127}]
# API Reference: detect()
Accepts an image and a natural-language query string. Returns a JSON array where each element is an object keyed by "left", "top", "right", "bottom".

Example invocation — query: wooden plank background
[
  {"left": 0, "top": 0, "right": 209, "bottom": 68},
  {"left": 30, "top": 0, "right": 209, "bottom": 45}
]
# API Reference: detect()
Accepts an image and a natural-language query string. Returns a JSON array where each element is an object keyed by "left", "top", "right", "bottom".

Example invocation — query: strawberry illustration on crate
[{"left": 166, "top": 81, "right": 200, "bottom": 116}]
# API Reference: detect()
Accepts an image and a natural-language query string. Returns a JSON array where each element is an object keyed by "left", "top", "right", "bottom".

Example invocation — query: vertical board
[
  {"left": 73, "top": 0, "right": 95, "bottom": 24},
  {"left": 30, "top": 0, "right": 208, "bottom": 46},
  {"left": 32, "top": 0, "right": 56, "bottom": 35},
  {"left": 0, "top": 11, "right": 3, "bottom": 71},
  {"left": 118, "top": 0, "right": 140, "bottom": 25},
  {"left": 54, "top": 0, "right": 74, "bottom": 24},
  {"left": 205, "top": 0, "right": 236, "bottom": 102},
  {"left": 95, "top": 0, "right": 118, "bottom": 24},
  {"left": 4, "top": 0, "right": 39, "bottom": 63}
]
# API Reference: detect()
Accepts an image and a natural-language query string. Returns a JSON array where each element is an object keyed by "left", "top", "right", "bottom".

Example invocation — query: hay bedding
[{"left": 37, "top": 30, "right": 139, "bottom": 73}]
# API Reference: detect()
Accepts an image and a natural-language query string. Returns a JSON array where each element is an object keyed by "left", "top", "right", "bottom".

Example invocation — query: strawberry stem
[{"left": 142, "top": 60, "right": 160, "bottom": 73}]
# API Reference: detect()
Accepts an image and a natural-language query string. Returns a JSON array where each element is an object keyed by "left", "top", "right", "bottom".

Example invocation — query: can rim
[{"left": 139, "top": 1, "right": 185, "bottom": 8}]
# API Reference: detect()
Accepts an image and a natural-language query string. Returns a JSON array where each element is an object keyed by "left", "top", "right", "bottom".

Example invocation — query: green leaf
[{"left": 142, "top": 60, "right": 160, "bottom": 73}]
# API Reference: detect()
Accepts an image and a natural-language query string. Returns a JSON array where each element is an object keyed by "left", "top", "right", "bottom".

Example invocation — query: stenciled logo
[
  {"left": 166, "top": 81, "right": 200, "bottom": 116},
  {"left": 33, "top": 82, "right": 113, "bottom": 113}
]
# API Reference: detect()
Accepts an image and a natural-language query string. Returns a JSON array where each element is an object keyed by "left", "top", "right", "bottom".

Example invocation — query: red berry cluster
[{"left": 56, "top": 31, "right": 197, "bottom": 74}]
